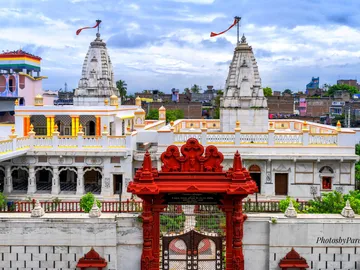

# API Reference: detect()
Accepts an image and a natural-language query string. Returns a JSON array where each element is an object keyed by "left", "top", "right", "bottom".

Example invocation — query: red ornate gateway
[{"left": 128, "top": 138, "right": 258, "bottom": 270}]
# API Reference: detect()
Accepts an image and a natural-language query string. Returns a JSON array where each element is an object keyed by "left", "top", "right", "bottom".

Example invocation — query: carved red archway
[
  {"left": 128, "top": 138, "right": 258, "bottom": 270},
  {"left": 279, "top": 248, "right": 309, "bottom": 269},
  {"left": 76, "top": 247, "right": 107, "bottom": 270}
]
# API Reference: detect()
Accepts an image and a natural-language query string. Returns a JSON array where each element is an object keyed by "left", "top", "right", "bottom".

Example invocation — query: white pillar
[
  {"left": 76, "top": 166, "right": 84, "bottom": 195},
  {"left": 27, "top": 165, "right": 36, "bottom": 194},
  {"left": 3, "top": 165, "right": 12, "bottom": 194},
  {"left": 51, "top": 166, "right": 60, "bottom": 195}
]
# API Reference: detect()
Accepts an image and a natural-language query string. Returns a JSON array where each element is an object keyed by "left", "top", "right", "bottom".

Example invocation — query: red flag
[
  {"left": 76, "top": 20, "right": 102, "bottom": 35},
  {"left": 210, "top": 19, "right": 238, "bottom": 37}
]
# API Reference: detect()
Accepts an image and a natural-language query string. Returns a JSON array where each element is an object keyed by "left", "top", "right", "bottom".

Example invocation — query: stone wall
[{"left": 0, "top": 212, "right": 360, "bottom": 270}]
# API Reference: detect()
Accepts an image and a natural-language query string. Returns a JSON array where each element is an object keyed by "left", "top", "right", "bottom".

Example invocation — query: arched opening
[
  {"left": 0, "top": 168, "right": 4, "bottom": 192},
  {"left": 85, "top": 120, "right": 96, "bottom": 136},
  {"left": 249, "top": 164, "right": 261, "bottom": 194},
  {"left": 319, "top": 166, "right": 334, "bottom": 190},
  {"left": 0, "top": 76, "right": 6, "bottom": 93},
  {"left": 8, "top": 75, "right": 15, "bottom": 92},
  {"left": 19, "top": 97, "right": 25, "bottom": 106},
  {"left": 11, "top": 167, "right": 28, "bottom": 193},
  {"left": 35, "top": 167, "right": 53, "bottom": 193},
  {"left": 30, "top": 115, "right": 47, "bottom": 135},
  {"left": 59, "top": 167, "right": 77, "bottom": 194},
  {"left": 84, "top": 167, "right": 102, "bottom": 194}
]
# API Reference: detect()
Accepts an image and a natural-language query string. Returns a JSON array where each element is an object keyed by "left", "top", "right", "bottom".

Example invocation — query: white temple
[
  {"left": 73, "top": 33, "right": 119, "bottom": 106},
  {"left": 220, "top": 34, "right": 268, "bottom": 132}
]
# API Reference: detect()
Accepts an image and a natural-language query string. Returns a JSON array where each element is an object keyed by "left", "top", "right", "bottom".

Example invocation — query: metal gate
[{"left": 160, "top": 205, "right": 224, "bottom": 270}]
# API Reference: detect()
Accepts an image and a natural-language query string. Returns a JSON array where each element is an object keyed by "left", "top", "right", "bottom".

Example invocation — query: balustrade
[
  {"left": 0, "top": 140, "right": 12, "bottom": 153},
  {"left": 240, "top": 133, "right": 268, "bottom": 144},
  {"left": 16, "top": 137, "right": 30, "bottom": 149},
  {"left": 34, "top": 136, "right": 52, "bottom": 147},
  {"left": 108, "top": 136, "right": 126, "bottom": 147},
  {"left": 274, "top": 133, "right": 303, "bottom": 145},
  {"left": 207, "top": 132, "right": 235, "bottom": 144},
  {"left": 174, "top": 132, "right": 202, "bottom": 143},
  {"left": 83, "top": 136, "right": 102, "bottom": 147},
  {"left": 58, "top": 136, "right": 78, "bottom": 148},
  {"left": 309, "top": 134, "right": 337, "bottom": 145}
]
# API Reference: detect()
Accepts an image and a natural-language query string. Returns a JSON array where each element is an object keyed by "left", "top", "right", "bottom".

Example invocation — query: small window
[
  {"left": 111, "top": 157, "right": 120, "bottom": 163},
  {"left": 75, "top": 156, "right": 84, "bottom": 163},
  {"left": 322, "top": 177, "right": 332, "bottom": 190}
]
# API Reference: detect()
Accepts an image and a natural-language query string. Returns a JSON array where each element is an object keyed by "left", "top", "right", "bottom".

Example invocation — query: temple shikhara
[{"left": 0, "top": 19, "right": 358, "bottom": 270}]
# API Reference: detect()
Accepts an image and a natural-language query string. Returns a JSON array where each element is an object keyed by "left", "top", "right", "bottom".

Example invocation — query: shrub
[
  {"left": 0, "top": 193, "right": 7, "bottom": 210},
  {"left": 80, "top": 192, "right": 101, "bottom": 213},
  {"left": 279, "top": 196, "right": 300, "bottom": 213}
]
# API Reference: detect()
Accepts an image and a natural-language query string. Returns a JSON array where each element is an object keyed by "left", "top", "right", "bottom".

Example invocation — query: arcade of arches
[{"left": 0, "top": 165, "right": 103, "bottom": 195}]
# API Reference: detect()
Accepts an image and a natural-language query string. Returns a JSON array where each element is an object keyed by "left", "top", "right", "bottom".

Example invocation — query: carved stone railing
[
  {"left": 0, "top": 139, "right": 12, "bottom": 153},
  {"left": 108, "top": 136, "right": 126, "bottom": 148},
  {"left": 274, "top": 133, "right": 303, "bottom": 145},
  {"left": 83, "top": 136, "right": 102, "bottom": 147},
  {"left": 34, "top": 136, "right": 52, "bottom": 148},
  {"left": 58, "top": 136, "right": 78, "bottom": 148},
  {"left": 16, "top": 137, "right": 30, "bottom": 149},
  {"left": 174, "top": 132, "right": 202, "bottom": 143},
  {"left": 309, "top": 134, "right": 337, "bottom": 145},
  {"left": 207, "top": 132, "right": 235, "bottom": 144},
  {"left": 239, "top": 133, "right": 268, "bottom": 144}
]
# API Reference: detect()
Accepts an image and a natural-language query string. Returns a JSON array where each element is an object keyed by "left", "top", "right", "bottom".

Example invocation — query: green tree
[
  {"left": 183, "top": 87, "right": 190, "bottom": 94},
  {"left": 146, "top": 109, "right": 159, "bottom": 120},
  {"left": 166, "top": 109, "right": 184, "bottom": 122},
  {"left": 327, "top": 84, "right": 359, "bottom": 97},
  {"left": 0, "top": 193, "right": 6, "bottom": 210},
  {"left": 79, "top": 192, "right": 101, "bottom": 213},
  {"left": 213, "top": 90, "right": 223, "bottom": 119},
  {"left": 116, "top": 80, "right": 127, "bottom": 101},
  {"left": 191, "top": 84, "right": 201, "bottom": 94},
  {"left": 263, "top": 87, "right": 272, "bottom": 97},
  {"left": 282, "top": 89, "right": 292, "bottom": 96}
]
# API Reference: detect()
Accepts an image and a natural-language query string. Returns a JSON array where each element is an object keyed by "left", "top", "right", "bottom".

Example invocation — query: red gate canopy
[
  {"left": 128, "top": 138, "right": 258, "bottom": 196},
  {"left": 76, "top": 248, "right": 107, "bottom": 268},
  {"left": 279, "top": 248, "right": 309, "bottom": 269}
]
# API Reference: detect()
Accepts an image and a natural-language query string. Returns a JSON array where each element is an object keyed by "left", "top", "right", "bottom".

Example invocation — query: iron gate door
[{"left": 162, "top": 230, "right": 222, "bottom": 270}]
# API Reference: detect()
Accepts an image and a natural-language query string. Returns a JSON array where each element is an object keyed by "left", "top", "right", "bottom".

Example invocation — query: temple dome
[{"left": 73, "top": 33, "right": 119, "bottom": 106}]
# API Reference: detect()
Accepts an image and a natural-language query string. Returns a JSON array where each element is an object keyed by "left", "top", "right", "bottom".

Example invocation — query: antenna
[{"left": 65, "top": 82, "right": 68, "bottom": 92}]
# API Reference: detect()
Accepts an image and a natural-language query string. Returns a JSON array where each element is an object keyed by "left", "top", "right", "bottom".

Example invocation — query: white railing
[
  {"left": 174, "top": 132, "right": 202, "bottom": 143},
  {"left": 109, "top": 136, "right": 126, "bottom": 147},
  {"left": 0, "top": 139, "right": 12, "bottom": 153},
  {"left": 207, "top": 133, "right": 235, "bottom": 144},
  {"left": 34, "top": 136, "right": 52, "bottom": 147},
  {"left": 16, "top": 137, "right": 30, "bottom": 149},
  {"left": 83, "top": 136, "right": 102, "bottom": 147},
  {"left": 240, "top": 133, "right": 268, "bottom": 144},
  {"left": 309, "top": 134, "right": 337, "bottom": 145},
  {"left": 58, "top": 136, "right": 78, "bottom": 148},
  {"left": 274, "top": 134, "right": 303, "bottom": 145}
]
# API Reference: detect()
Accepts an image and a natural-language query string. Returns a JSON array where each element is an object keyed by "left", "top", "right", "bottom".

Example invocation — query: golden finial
[
  {"left": 79, "top": 124, "right": 83, "bottom": 132},
  {"left": 336, "top": 120, "right": 341, "bottom": 131},
  {"left": 30, "top": 124, "right": 34, "bottom": 132},
  {"left": 11, "top": 125, "right": 15, "bottom": 134},
  {"left": 236, "top": 121, "right": 240, "bottom": 128},
  {"left": 103, "top": 124, "right": 107, "bottom": 132},
  {"left": 104, "top": 99, "right": 109, "bottom": 106},
  {"left": 14, "top": 99, "right": 19, "bottom": 106},
  {"left": 170, "top": 121, "right": 174, "bottom": 126},
  {"left": 54, "top": 124, "right": 58, "bottom": 132}
]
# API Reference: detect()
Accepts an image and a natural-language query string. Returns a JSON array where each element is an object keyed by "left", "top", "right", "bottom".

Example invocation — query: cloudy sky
[{"left": 2, "top": 0, "right": 360, "bottom": 94}]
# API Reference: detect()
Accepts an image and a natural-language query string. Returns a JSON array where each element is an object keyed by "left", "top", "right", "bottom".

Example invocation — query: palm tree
[
  {"left": 191, "top": 84, "right": 200, "bottom": 94},
  {"left": 116, "top": 80, "right": 127, "bottom": 101}
]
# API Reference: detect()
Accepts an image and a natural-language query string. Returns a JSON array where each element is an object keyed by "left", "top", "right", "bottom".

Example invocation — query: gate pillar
[
  {"left": 152, "top": 196, "right": 166, "bottom": 270},
  {"left": 141, "top": 197, "right": 155, "bottom": 270},
  {"left": 232, "top": 197, "right": 247, "bottom": 270}
]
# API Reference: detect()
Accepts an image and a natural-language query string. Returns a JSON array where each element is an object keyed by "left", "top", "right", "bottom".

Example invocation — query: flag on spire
[
  {"left": 210, "top": 18, "right": 239, "bottom": 37},
  {"left": 76, "top": 20, "right": 102, "bottom": 35}
]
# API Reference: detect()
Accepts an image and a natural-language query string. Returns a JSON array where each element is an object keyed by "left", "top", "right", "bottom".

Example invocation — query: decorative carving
[
  {"left": 12, "top": 156, "right": 36, "bottom": 165},
  {"left": 296, "top": 163, "right": 312, "bottom": 172},
  {"left": 160, "top": 138, "right": 223, "bottom": 172},
  {"left": 335, "top": 186, "right": 344, "bottom": 193},
  {"left": 310, "top": 185, "right": 318, "bottom": 197},
  {"left": 104, "top": 177, "right": 110, "bottom": 188},
  {"left": 275, "top": 163, "right": 290, "bottom": 172},
  {"left": 341, "top": 200, "right": 355, "bottom": 218},
  {"left": 76, "top": 248, "right": 107, "bottom": 268},
  {"left": 278, "top": 248, "right": 309, "bottom": 269},
  {"left": 85, "top": 157, "right": 103, "bottom": 165},
  {"left": 265, "top": 173, "right": 272, "bottom": 184},
  {"left": 48, "top": 156, "right": 73, "bottom": 165}
]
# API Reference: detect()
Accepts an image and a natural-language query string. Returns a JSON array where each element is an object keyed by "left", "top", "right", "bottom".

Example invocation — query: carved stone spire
[
  {"left": 73, "top": 33, "right": 119, "bottom": 106},
  {"left": 232, "top": 150, "right": 243, "bottom": 172},
  {"left": 220, "top": 35, "right": 269, "bottom": 132}
]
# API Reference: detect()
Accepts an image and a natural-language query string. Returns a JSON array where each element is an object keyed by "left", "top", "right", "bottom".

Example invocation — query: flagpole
[
  {"left": 235, "top": 16, "right": 241, "bottom": 44},
  {"left": 96, "top": 19, "right": 102, "bottom": 34}
]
